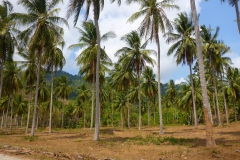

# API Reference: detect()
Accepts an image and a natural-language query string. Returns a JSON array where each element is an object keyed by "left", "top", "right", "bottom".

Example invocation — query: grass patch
[
  {"left": 130, "top": 135, "right": 194, "bottom": 146},
  {"left": 23, "top": 136, "right": 39, "bottom": 142}
]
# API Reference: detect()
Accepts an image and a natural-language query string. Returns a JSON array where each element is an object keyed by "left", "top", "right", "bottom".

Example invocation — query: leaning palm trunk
[
  {"left": 94, "top": 9, "right": 101, "bottom": 141},
  {"left": 31, "top": 52, "right": 42, "bottom": 136},
  {"left": 4, "top": 95, "right": 11, "bottom": 130},
  {"left": 156, "top": 35, "right": 163, "bottom": 134},
  {"left": 26, "top": 86, "right": 32, "bottom": 133},
  {"left": 234, "top": 0, "right": 240, "bottom": 33},
  {"left": 121, "top": 100, "right": 123, "bottom": 127},
  {"left": 0, "top": 62, "right": 4, "bottom": 99},
  {"left": 233, "top": 98, "right": 237, "bottom": 121},
  {"left": 221, "top": 73, "right": 229, "bottom": 124},
  {"left": 1, "top": 111, "right": 4, "bottom": 128},
  {"left": 61, "top": 99, "right": 65, "bottom": 128},
  {"left": 148, "top": 102, "right": 150, "bottom": 126},
  {"left": 212, "top": 72, "right": 221, "bottom": 126},
  {"left": 190, "top": 0, "right": 216, "bottom": 146},
  {"left": 49, "top": 67, "right": 54, "bottom": 133},
  {"left": 138, "top": 71, "right": 141, "bottom": 130},
  {"left": 189, "top": 64, "right": 198, "bottom": 128}
]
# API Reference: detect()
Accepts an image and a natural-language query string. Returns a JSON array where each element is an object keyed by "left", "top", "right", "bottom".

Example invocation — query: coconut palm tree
[
  {"left": 201, "top": 25, "right": 223, "bottom": 126},
  {"left": 0, "top": 0, "right": 16, "bottom": 99},
  {"left": 226, "top": 67, "right": 240, "bottom": 121},
  {"left": 190, "top": 0, "right": 216, "bottom": 146},
  {"left": 67, "top": 0, "right": 104, "bottom": 141},
  {"left": 43, "top": 41, "right": 66, "bottom": 133},
  {"left": 13, "top": 94, "right": 27, "bottom": 128},
  {"left": 141, "top": 66, "right": 157, "bottom": 126},
  {"left": 3, "top": 61, "right": 23, "bottom": 130},
  {"left": 115, "top": 30, "right": 156, "bottom": 130},
  {"left": 17, "top": 47, "right": 37, "bottom": 133},
  {"left": 14, "top": 0, "right": 68, "bottom": 136},
  {"left": 165, "top": 12, "right": 198, "bottom": 128},
  {"left": 127, "top": 0, "right": 179, "bottom": 134},
  {"left": 54, "top": 76, "right": 73, "bottom": 128},
  {"left": 69, "top": 19, "right": 114, "bottom": 130}
]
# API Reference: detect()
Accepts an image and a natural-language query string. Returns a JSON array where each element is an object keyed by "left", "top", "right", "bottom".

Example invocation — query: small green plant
[
  {"left": 76, "top": 139, "right": 82, "bottom": 142},
  {"left": 212, "top": 148, "right": 218, "bottom": 154},
  {"left": 110, "top": 141, "right": 115, "bottom": 147}
]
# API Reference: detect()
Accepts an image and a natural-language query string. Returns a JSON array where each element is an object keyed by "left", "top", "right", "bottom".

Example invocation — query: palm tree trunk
[
  {"left": 0, "top": 62, "right": 4, "bottom": 99},
  {"left": 234, "top": 98, "right": 237, "bottom": 121},
  {"left": 91, "top": 81, "right": 95, "bottom": 130},
  {"left": 121, "top": 100, "right": 123, "bottom": 127},
  {"left": 156, "top": 34, "right": 163, "bottom": 134},
  {"left": 189, "top": 64, "right": 198, "bottom": 128},
  {"left": 234, "top": 0, "right": 240, "bottom": 33},
  {"left": 26, "top": 86, "right": 32, "bottom": 133},
  {"left": 138, "top": 71, "right": 141, "bottom": 130},
  {"left": 31, "top": 51, "right": 42, "bottom": 136},
  {"left": 4, "top": 95, "right": 11, "bottom": 130},
  {"left": 148, "top": 102, "right": 150, "bottom": 126},
  {"left": 213, "top": 94, "right": 217, "bottom": 122},
  {"left": 112, "top": 92, "right": 114, "bottom": 127},
  {"left": 221, "top": 73, "right": 229, "bottom": 124},
  {"left": 212, "top": 71, "right": 221, "bottom": 126},
  {"left": 154, "top": 97, "right": 156, "bottom": 125},
  {"left": 190, "top": 0, "right": 215, "bottom": 146},
  {"left": 21, "top": 114, "right": 23, "bottom": 128},
  {"left": 84, "top": 106, "right": 86, "bottom": 128},
  {"left": 61, "top": 100, "right": 64, "bottom": 128},
  {"left": 1, "top": 110, "right": 4, "bottom": 128},
  {"left": 127, "top": 94, "right": 130, "bottom": 129},
  {"left": 10, "top": 98, "right": 13, "bottom": 130},
  {"left": 94, "top": 8, "right": 101, "bottom": 141},
  {"left": 49, "top": 67, "right": 54, "bottom": 133}
]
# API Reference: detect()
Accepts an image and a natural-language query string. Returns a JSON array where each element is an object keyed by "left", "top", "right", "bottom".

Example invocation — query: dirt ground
[{"left": 0, "top": 122, "right": 240, "bottom": 160}]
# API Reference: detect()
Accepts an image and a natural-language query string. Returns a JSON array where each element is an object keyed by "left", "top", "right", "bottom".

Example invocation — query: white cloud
[
  {"left": 175, "top": 77, "right": 186, "bottom": 84},
  {"left": 9, "top": 0, "right": 202, "bottom": 80}
]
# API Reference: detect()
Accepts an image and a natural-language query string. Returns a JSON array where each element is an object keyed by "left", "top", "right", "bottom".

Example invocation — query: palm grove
[{"left": 0, "top": 0, "right": 239, "bottom": 146}]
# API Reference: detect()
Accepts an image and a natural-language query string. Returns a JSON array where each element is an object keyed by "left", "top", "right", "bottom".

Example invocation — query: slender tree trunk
[
  {"left": 234, "top": 98, "right": 237, "bottom": 121},
  {"left": 0, "top": 61, "right": 4, "bottom": 99},
  {"left": 127, "top": 90, "right": 130, "bottom": 128},
  {"left": 234, "top": 0, "right": 240, "bottom": 33},
  {"left": 91, "top": 81, "right": 95, "bottom": 130},
  {"left": 21, "top": 114, "right": 23, "bottom": 128},
  {"left": 112, "top": 92, "right": 114, "bottom": 127},
  {"left": 4, "top": 95, "right": 11, "bottom": 130},
  {"left": 189, "top": 64, "right": 198, "bottom": 128},
  {"left": 94, "top": 9, "right": 101, "bottom": 141},
  {"left": 10, "top": 98, "right": 13, "bottom": 130},
  {"left": 84, "top": 106, "right": 86, "bottom": 128},
  {"left": 61, "top": 100, "right": 64, "bottom": 128},
  {"left": 221, "top": 73, "right": 229, "bottom": 124},
  {"left": 138, "top": 71, "right": 141, "bottom": 130},
  {"left": 1, "top": 111, "right": 4, "bottom": 128},
  {"left": 154, "top": 97, "right": 156, "bottom": 125},
  {"left": 156, "top": 35, "right": 163, "bottom": 134},
  {"left": 190, "top": 0, "right": 215, "bottom": 146},
  {"left": 49, "top": 67, "right": 54, "bottom": 133},
  {"left": 121, "top": 100, "right": 123, "bottom": 127},
  {"left": 31, "top": 51, "right": 42, "bottom": 136},
  {"left": 36, "top": 106, "right": 39, "bottom": 129},
  {"left": 213, "top": 94, "right": 217, "bottom": 122},
  {"left": 26, "top": 86, "right": 32, "bottom": 133},
  {"left": 148, "top": 101, "right": 150, "bottom": 126},
  {"left": 212, "top": 71, "right": 221, "bottom": 126}
]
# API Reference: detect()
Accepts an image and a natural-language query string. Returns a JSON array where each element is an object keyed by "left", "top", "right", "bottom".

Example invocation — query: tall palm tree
[
  {"left": 69, "top": 19, "right": 114, "bottom": 130},
  {"left": 54, "top": 76, "right": 73, "bottom": 128},
  {"left": 3, "top": 61, "right": 23, "bottom": 130},
  {"left": 67, "top": 0, "right": 104, "bottom": 141},
  {"left": 201, "top": 25, "right": 222, "bottom": 126},
  {"left": 165, "top": 12, "right": 198, "bottom": 128},
  {"left": 127, "top": 0, "right": 179, "bottom": 134},
  {"left": 0, "top": 0, "right": 16, "bottom": 99},
  {"left": 115, "top": 30, "right": 156, "bottom": 130},
  {"left": 43, "top": 41, "right": 66, "bottom": 133},
  {"left": 14, "top": 0, "right": 68, "bottom": 136},
  {"left": 13, "top": 94, "right": 27, "bottom": 128},
  {"left": 226, "top": 67, "right": 240, "bottom": 121},
  {"left": 190, "top": 0, "right": 216, "bottom": 146},
  {"left": 17, "top": 47, "right": 37, "bottom": 133},
  {"left": 111, "top": 62, "right": 136, "bottom": 128},
  {"left": 214, "top": 45, "right": 232, "bottom": 124},
  {"left": 141, "top": 66, "right": 157, "bottom": 126}
]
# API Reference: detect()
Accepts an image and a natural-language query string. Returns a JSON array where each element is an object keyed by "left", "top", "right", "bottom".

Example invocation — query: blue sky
[{"left": 11, "top": 0, "right": 240, "bottom": 84}]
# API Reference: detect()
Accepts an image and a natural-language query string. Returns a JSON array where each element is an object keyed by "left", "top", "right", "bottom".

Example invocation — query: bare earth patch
[{"left": 0, "top": 122, "right": 240, "bottom": 160}]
